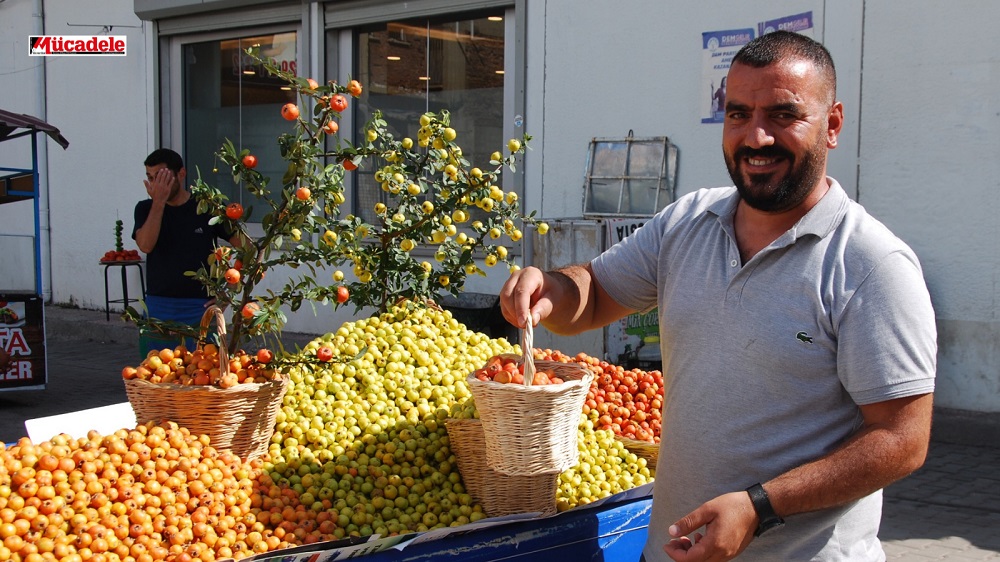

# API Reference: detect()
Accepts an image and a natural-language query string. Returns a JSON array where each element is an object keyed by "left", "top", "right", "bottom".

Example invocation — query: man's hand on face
[{"left": 144, "top": 167, "right": 175, "bottom": 204}]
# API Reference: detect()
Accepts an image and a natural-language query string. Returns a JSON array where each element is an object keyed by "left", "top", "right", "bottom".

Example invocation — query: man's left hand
[{"left": 663, "top": 491, "right": 757, "bottom": 561}]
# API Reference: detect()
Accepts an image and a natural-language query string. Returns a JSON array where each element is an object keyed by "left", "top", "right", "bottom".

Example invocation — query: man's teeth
[{"left": 748, "top": 157, "right": 774, "bottom": 166}]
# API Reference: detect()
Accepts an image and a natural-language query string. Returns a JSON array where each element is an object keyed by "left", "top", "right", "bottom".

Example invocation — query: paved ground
[{"left": 1, "top": 304, "right": 999, "bottom": 560}]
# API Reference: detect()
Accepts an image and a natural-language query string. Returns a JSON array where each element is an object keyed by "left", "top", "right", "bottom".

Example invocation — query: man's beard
[{"left": 725, "top": 140, "right": 826, "bottom": 213}]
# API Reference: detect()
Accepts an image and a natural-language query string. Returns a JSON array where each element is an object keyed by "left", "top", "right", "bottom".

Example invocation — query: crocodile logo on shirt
[{"left": 795, "top": 331, "right": 813, "bottom": 344}]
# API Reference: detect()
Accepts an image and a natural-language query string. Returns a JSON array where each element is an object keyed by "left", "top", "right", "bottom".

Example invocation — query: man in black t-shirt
[{"left": 133, "top": 148, "right": 242, "bottom": 354}]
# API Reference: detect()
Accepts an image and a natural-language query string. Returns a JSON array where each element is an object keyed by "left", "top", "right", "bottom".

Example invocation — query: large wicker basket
[
  {"left": 124, "top": 307, "right": 288, "bottom": 461},
  {"left": 467, "top": 321, "right": 593, "bottom": 476},
  {"left": 446, "top": 418, "right": 558, "bottom": 517}
]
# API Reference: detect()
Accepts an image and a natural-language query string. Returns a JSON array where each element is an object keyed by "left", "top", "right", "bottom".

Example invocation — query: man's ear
[
  {"left": 827, "top": 101, "right": 844, "bottom": 149},
  {"left": 178, "top": 167, "right": 188, "bottom": 186}
]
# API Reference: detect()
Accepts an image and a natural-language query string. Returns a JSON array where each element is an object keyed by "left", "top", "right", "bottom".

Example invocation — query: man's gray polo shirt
[{"left": 591, "top": 178, "right": 937, "bottom": 561}]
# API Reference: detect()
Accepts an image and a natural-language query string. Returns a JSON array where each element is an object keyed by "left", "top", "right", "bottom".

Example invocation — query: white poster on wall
[{"left": 700, "top": 28, "right": 755, "bottom": 124}]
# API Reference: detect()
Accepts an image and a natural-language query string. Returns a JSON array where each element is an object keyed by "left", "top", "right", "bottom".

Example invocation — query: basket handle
[
  {"left": 521, "top": 315, "right": 535, "bottom": 387},
  {"left": 199, "top": 305, "right": 229, "bottom": 382}
]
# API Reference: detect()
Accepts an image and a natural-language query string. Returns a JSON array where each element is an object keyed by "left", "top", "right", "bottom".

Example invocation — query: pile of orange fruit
[
  {"left": 533, "top": 349, "right": 664, "bottom": 444},
  {"left": 472, "top": 354, "right": 564, "bottom": 386},
  {"left": 0, "top": 422, "right": 283, "bottom": 562},
  {"left": 121, "top": 345, "right": 280, "bottom": 389},
  {"left": 100, "top": 250, "right": 141, "bottom": 263}
]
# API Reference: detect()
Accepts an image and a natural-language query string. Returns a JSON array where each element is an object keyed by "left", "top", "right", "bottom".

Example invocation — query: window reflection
[
  {"left": 184, "top": 32, "right": 297, "bottom": 221},
  {"left": 354, "top": 14, "right": 505, "bottom": 223}
]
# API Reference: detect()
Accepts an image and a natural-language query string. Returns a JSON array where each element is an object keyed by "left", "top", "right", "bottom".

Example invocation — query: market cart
[{"left": 0, "top": 109, "right": 69, "bottom": 392}]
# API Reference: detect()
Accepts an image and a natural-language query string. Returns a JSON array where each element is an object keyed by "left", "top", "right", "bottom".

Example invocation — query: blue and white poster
[
  {"left": 758, "top": 11, "right": 814, "bottom": 38},
  {"left": 700, "top": 28, "right": 755, "bottom": 124}
]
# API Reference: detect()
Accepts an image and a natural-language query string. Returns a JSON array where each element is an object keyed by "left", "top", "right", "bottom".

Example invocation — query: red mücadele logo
[{"left": 29, "top": 35, "right": 126, "bottom": 56}]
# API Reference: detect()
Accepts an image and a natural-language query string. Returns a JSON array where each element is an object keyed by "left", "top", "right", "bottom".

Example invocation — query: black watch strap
[{"left": 746, "top": 483, "right": 785, "bottom": 537}]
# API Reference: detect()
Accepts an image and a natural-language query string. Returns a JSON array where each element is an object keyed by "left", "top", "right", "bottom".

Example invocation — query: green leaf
[{"left": 282, "top": 162, "right": 298, "bottom": 186}]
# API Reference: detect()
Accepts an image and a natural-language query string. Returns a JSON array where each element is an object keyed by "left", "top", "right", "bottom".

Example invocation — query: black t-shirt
[{"left": 132, "top": 197, "right": 233, "bottom": 298}]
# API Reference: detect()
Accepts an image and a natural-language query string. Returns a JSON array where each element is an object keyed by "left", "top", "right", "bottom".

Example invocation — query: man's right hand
[
  {"left": 143, "top": 167, "right": 174, "bottom": 204},
  {"left": 499, "top": 266, "right": 551, "bottom": 329},
  {"left": 500, "top": 263, "right": 633, "bottom": 336}
]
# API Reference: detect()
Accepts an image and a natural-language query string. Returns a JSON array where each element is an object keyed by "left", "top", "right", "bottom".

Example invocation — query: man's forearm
[
  {"left": 765, "top": 394, "right": 933, "bottom": 518},
  {"left": 135, "top": 201, "right": 166, "bottom": 253},
  {"left": 540, "top": 263, "right": 633, "bottom": 336},
  {"left": 538, "top": 266, "right": 590, "bottom": 335}
]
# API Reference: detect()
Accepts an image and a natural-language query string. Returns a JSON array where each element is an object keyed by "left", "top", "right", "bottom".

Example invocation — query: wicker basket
[
  {"left": 615, "top": 435, "right": 660, "bottom": 471},
  {"left": 467, "top": 321, "right": 593, "bottom": 476},
  {"left": 446, "top": 418, "right": 558, "bottom": 517},
  {"left": 124, "top": 306, "right": 288, "bottom": 461}
]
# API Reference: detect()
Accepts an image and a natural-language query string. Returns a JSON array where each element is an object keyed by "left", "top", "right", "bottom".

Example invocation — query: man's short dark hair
[
  {"left": 732, "top": 30, "right": 837, "bottom": 103},
  {"left": 144, "top": 148, "right": 184, "bottom": 174}
]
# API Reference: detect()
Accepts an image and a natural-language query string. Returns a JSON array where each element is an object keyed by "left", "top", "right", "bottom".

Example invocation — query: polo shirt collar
[{"left": 708, "top": 177, "right": 848, "bottom": 241}]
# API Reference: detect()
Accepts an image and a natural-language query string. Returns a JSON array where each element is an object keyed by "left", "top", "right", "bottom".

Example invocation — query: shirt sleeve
[
  {"left": 132, "top": 200, "right": 151, "bottom": 241},
  {"left": 836, "top": 249, "right": 937, "bottom": 405},
  {"left": 591, "top": 213, "right": 665, "bottom": 314}
]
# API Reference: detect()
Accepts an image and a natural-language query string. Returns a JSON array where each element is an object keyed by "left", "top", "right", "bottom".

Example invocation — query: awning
[{"left": 0, "top": 109, "right": 69, "bottom": 149}]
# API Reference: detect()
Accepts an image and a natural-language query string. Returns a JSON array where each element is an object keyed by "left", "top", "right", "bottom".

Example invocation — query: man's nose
[{"left": 744, "top": 115, "right": 775, "bottom": 149}]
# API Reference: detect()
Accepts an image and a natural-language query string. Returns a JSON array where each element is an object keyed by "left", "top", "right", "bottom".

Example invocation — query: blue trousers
[{"left": 139, "top": 295, "right": 211, "bottom": 357}]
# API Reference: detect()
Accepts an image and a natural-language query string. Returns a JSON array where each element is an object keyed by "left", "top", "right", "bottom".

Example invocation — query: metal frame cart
[{"left": 0, "top": 109, "right": 69, "bottom": 392}]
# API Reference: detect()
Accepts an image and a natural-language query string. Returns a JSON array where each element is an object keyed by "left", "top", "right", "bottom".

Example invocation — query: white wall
[
  {"left": 524, "top": 0, "right": 861, "bottom": 216},
  {"left": 42, "top": 1, "right": 150, "bottom": 309},
  {"left": 858, "top": 2, "right": 1000, "bottom": 411},
  {"left": 0, "top": 0, "right": 149, "bottom": 308}
]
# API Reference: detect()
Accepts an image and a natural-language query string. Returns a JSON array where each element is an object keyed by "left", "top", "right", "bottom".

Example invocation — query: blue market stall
[{"left": 0, "top": 109, "right": 69, "bottom": 392}]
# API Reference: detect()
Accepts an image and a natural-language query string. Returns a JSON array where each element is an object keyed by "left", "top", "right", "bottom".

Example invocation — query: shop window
[
  {"left": 351, "top": 13, "right": 506, "bottom": 224},
  {"left": 183, "top": 32, "right": 297, "bottom": 222}
]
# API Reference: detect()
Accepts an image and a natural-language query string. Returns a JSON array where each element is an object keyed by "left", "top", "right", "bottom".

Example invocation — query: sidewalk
[{"left": 2, "top": 304, "right": 999, "bottom": 560}]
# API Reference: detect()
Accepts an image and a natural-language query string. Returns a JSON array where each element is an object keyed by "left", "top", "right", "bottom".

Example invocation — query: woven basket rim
[
  {"left": 124, "top": 373, "right": 289, "bottom": 393},
  {"left": 467, "top": 370, "right": 592, "bottom": 393}
]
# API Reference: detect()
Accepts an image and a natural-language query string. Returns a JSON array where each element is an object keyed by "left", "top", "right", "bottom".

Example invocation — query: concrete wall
[
  {"left": 0, "top": 0, "right": 151, "bottom": 308},
  {"left": 1, "top": 0, "right": 997, "bottom": 412},
  {"left": 857, "top": 2, "right": 1000, "bottom": 411}
]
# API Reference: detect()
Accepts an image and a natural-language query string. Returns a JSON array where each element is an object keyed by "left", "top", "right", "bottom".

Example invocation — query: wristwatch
[{"left": 746, "top": 483, "right": 785, "bottom": 537}]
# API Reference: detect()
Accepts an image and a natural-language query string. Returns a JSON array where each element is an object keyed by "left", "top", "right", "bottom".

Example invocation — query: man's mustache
[{"left": 733, "top": 146, "right": 794, "bottom": 162}]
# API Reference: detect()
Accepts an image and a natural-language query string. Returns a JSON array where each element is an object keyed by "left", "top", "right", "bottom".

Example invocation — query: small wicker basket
[
  {"left": 467, "top": 320, "right": 593, "bottom": 476},
  {"left": 446, "top": 418, "right": 558, "bottom": 517},
  {"left": 614, "top": 435, "right": 659, "bottom": 471},
  {"left": 124, "top": 306, "right": 288, "bottom": 461}
]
